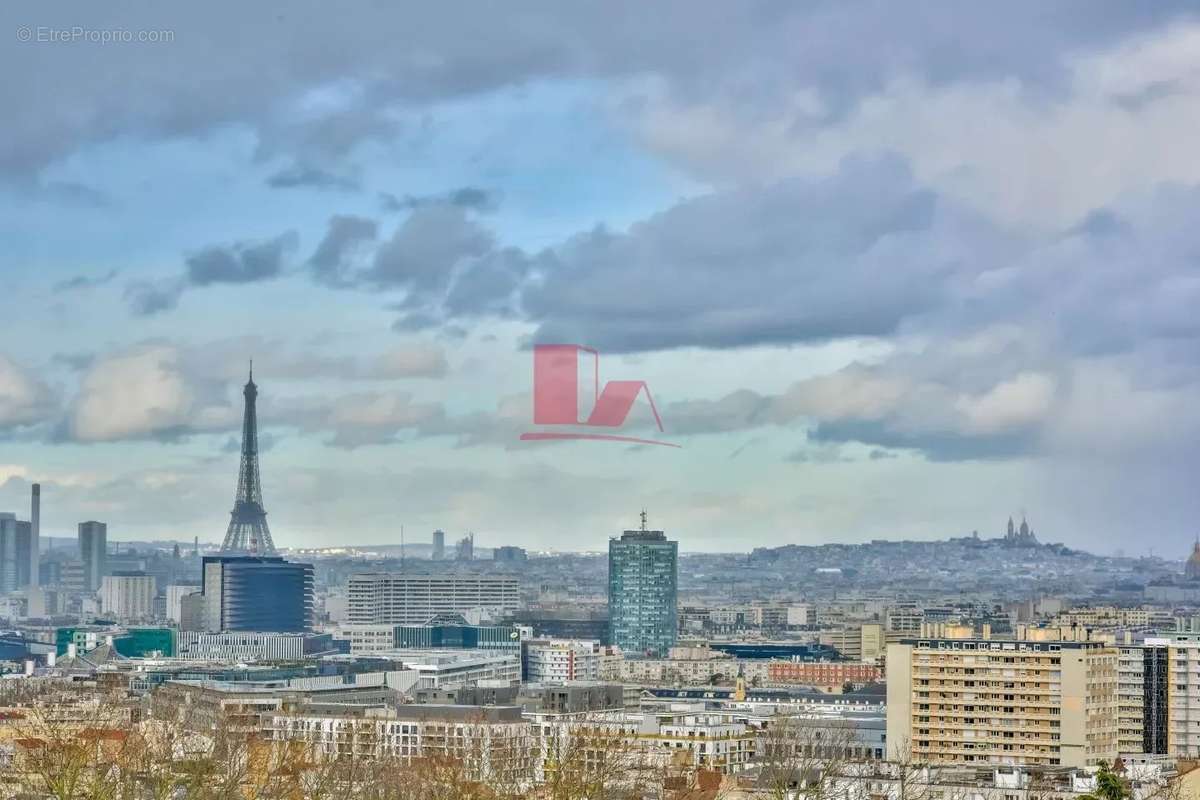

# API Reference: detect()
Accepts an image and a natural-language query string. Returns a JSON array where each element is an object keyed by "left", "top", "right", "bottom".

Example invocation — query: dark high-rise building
[
  {"left": 29, "top": 483, "right": 40, "bottom": 590},
  {"left": 0, "top": 515, "right": 17, "bottom": 593},
  {"left": 79, "top": 521, "right": 108, "bottom": 592},
  {"left": 200, "top": 555, "right": 313, "bottom": 632},
  {"left": 14, "top": 521, "right": 31, "bottom": 587},
  {"left": 0, "top": 514, "right": 35, "bottom": 591},
  {"left": 200, "top": 365, "right": 313, "bottom": 631},
  {"left": 608, "top": 512, "right": 678, "bottom": 658}
]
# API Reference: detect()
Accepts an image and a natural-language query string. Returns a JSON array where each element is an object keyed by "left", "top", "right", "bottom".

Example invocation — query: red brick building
[{"left": 766, "top": 660, "right": 882, "bottom": 685}]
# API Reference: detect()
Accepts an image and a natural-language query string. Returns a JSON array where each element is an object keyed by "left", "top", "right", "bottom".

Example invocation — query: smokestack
[{"left": 29, "top": 484, "right": 40, "bottom": 589}]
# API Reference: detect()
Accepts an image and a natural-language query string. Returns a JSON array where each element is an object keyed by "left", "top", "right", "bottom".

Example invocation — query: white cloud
[
  {"left": 367, "top": 343, "right": 448, "bottom": 379},
  {"left": 0, "top": 354, "right": 54, "bottom": 430},
  {"left": 69, "top": 344, "right": 236, "bottom": 442},
  {"left": 955, "top": 372, "right": 1056, "bottom": 435}
]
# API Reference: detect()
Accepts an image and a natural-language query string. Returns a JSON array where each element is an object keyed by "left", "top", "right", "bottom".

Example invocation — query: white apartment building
[
  {"left": 265, "top": 706, "right": 535, "bottom": 788},
  {"left": 603, "top": 655, "right": 769, "bottom": 685},
  {"left": 1118, "top": 643, "right": 1146, "bottom": 755},
  {"left": 524, "top": 639, "right": 606, "bottom": 682},
  {"left": 348, "top": 573, "right": 520, "bottom": 624},
  {"left": 528, "top": 707, "right": 757, "bottom": 777},
  {"left": 99, "top": 572, "right": 156, "bottom": 620}
]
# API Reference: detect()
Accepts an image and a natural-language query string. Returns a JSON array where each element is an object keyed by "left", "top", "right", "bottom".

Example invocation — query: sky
[{"left": 2, "top": 2, "right": 1199, "bottom": 555}]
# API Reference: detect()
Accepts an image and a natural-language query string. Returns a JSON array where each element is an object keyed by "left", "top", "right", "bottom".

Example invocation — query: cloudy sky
[{"left": 2, "top": 2, "right": 1199, "bottom": 554}]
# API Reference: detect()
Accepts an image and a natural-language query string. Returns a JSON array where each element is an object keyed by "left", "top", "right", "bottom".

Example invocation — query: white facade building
[
  {"left": 99, "top": 572, "right": 156, "bottom": 620},
  {"left": 524, "top": 639, "right": 605, "bottom": 682},
  {"left": 177, "top": 631, "right": 328, "bottom": 661},
  {"left": 333, "top": 624, "right": 397, "bottom": 655},
  {"left": 400, "top": 650, "right": 521, "bottom": 688},
  {"left": 348, "top": 573, "right": 520, "bottom": 625},
  {"left": 264, "top": 706, "right": 534, "bottom": 786}
]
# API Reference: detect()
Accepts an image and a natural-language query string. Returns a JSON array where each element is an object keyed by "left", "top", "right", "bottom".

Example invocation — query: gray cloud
[
  {"left": 53, "top": 269, "right": 118, "bottom": 292},
  {"left": 526, "top": 156, "right": 986, "bottom": 351},
  {"left": 34, "top": 181, "right": 111, "bottom": 208},
  {"left": 380, "top": 187, "right": 497, "bottom": 213},
  {"left": 122, "top": 232, "right": 298, "bottom": 315},
  {"left": 308, "top": 215, "right": 378, "bottom": 286},
  {"left": 381, "top": 156, "right": 1012, "bottom": 350},
  {"left": 186, "top": 231, "right": 298, "bottom": 286},
  {"left": 266, "top": 164, "right": 360, "bottom": 192},
  {"left": 366, "top": 205, "right": 494, "bottom": 300},
  {"left": 51, "top": 352, "right": 95, "bottom": 372},
  {"left": 2, "top": 2, "right": 1191, "bottom": 180},
  {"left": 124, "top": 278, "right": 185, "bottom": 316}
]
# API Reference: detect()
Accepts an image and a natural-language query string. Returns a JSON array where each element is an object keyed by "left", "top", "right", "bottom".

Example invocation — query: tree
[
  {"left": 8, "top": 688, "right": 135, "bottom": 800},
  {"left": 537, "top": 714, "right": 655, "bottom": 800},
  {"left": 1081, "top": 762, "right": 1131, "bottom": 800},
  {"left": 755, "top": 714, "right": 860, "bottom": 800}
]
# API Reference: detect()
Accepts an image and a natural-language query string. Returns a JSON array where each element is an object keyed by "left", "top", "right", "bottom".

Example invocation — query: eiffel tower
[{"left": 220, "top": 363, "right": 276, "bottom": 555}]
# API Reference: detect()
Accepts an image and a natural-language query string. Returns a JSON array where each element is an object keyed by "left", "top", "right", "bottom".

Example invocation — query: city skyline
[{"left": 4, "top": 3, "right": 1200, "bottom": 553}]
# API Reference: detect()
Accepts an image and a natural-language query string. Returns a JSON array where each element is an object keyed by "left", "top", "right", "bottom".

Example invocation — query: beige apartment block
[
  {"left": 1117, "top": 643, "right": 1146, "bottom": 756},
  {"left": 887, "top": 625, "right": 1118, "bottom": 768},
  {"left": 1145, "top": 636, "right": 1200, "bottom": 758},
  {"left": 819, "top": 623, "right": 885, "bottom": 662}
]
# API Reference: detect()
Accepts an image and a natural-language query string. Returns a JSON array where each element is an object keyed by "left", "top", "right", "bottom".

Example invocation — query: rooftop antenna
[
  {"left": 640, "top": 508, "right": 648, "bottom": 532},
  {"left": 400, "top": 524, "right": 405, "bottom": 568}
]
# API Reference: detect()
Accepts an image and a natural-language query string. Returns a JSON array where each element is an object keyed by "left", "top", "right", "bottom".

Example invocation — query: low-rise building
[
  {"left": 767, "top": 660, "right": 883, "bottom": 687},
  {"left": 177, "top": 631, "right": 335, "bottom": 661}
]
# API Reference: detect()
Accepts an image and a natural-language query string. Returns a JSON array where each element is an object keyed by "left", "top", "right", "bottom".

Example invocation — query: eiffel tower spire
[{"left": 221, "top": 362, "right": 276, "bottom": 555}]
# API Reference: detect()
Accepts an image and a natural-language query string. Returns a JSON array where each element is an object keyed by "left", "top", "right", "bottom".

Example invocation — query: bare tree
[
  {"left": 536, "top": 714, "right": 658, "bottom": 800},
  {"left": 755, "top": 714, "right": 861, "bottom": 800},
  {"left": 9, "top": 696, "right": 133, "bottom": 800},
  {"left": 174, "top": 722, "right": 255, "bottom": 800}
]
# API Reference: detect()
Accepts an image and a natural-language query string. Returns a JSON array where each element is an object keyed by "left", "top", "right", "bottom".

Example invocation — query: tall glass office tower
[{"left": 608, "top": 515, "right": 678, "bottom": 658}]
